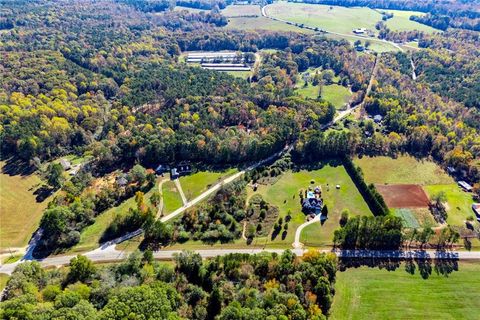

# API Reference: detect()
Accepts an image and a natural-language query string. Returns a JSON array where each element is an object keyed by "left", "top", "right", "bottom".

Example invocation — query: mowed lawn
[
  {"left": 0, "top": 161, "right": 52, "bottom": 249},
  {"left": 162, "top": 180, "right": 183, "bottom": 214},
  {"left": 354, "top": 156, "right": 454, "bottom": 186},
  {"left": 68, "top": 189, "right": 155, "bottom": 253},
  {"left": 179, "top": 169, "right": 237, "bottom": 200},
  {"left": 424, "top": 184, "right": 476, "bottom": 226},
  {"left": 252, "top": 164, "right": 372, "bottom": 248},
  {"left": 330, "top": 262, "right": 480, "bottom": 320}
]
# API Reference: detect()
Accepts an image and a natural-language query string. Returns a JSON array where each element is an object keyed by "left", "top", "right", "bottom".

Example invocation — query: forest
[{"left": 1, "top": 250, "right": 337, "bottom": 320}]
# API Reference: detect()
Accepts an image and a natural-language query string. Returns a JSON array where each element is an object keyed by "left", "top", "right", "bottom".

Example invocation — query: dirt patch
[{"left": 376, "top": 184, "right": 430, "bottom": 208}]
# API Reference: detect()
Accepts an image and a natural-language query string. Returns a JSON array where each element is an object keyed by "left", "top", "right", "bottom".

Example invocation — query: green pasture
[{"left": 330, "top": 262, "right": 480, "bottom": 320}]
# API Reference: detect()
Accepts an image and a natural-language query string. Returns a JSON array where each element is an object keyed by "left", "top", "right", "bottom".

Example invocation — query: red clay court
[{"left": 376, "top": 184, "right": 430, "bottom": 208}]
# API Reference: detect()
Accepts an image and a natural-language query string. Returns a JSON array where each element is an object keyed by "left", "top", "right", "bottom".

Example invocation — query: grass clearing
[
  {"left": 323, "top": 33, "right": 398, "bottom": 53},
  {"left": 330, "top": 262, "right": 480, "bottom": 320},
  {"left": 321, "top": 84, "right": 351, "bottom": 109},
  {"left": 251, "top": 163, "right": 372, "bottom": 247},
  {"left": 424, "top": 184, "right": 475, "bottom": 226},
  {"left": 1, "top": 254, "right": 22, "bottom": 264},
  {"left": 383, "top": 9, "right": 437, "bottom": 33},
  {"left": 180, "top": 169, "right": 237, "bottom": 200},
  {"left": 162, "top": 180, "right": 183, "bottom": 214},
  {"left": 0, "top": 161, "right": 53, "bottom": 249},
  {"left": 221, "top": 4, "right": 261, "bottom": 17},
  {"left": 173, "top": 6, "right": 206, "bottom": 14},
  {"left": 354, "top": 156, "right": 453, "bottom": 186}
]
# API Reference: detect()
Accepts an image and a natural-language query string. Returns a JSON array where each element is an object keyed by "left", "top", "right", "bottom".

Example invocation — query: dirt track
[{"left": 376, "top": 184, "right": 430, "bottom": 208}]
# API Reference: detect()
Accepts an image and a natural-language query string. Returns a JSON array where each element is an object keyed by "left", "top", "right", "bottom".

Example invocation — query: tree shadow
[
  {"left": 1, "top": 157, "right": 36, "bottom": 176},
  {"left": 33, "top": 185, "right": 55, "bottom": 202}
]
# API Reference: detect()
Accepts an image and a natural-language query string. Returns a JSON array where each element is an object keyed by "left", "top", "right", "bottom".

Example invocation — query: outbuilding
[{"left": 458, "top": 181, "right": 473, "bottom": 192}]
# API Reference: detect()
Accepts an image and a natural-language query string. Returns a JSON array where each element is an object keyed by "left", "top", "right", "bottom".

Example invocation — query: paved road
[
  {"left": 293, "top": 215, "right": 320, "bottom": 248},
  {"left": 1, "top": 248, "right": 478, "bottom": 275}
]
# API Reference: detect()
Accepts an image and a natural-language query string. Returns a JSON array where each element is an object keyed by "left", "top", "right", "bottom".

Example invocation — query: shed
[
  {"left": 373, "top": 115, "right": 383, "bottom": 123},
  {"left": 458, "top": 181, "right": 473, "bottom": 192}
]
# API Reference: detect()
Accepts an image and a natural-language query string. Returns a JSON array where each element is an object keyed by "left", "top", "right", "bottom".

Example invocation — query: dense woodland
[{"left": 0, "top": 250, "right": 337, "bottom": 319}]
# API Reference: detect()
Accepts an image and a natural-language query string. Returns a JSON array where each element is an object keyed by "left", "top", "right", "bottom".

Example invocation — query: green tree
[
  {"left": 46, "top": 163, "right": 65, "bottom": 189},
  {"left": 67, "top": 255, "right": 96, "bottom": 284}
]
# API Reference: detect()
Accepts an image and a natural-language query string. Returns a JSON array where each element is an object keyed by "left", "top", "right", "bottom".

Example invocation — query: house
[
  {"left": 473, "top": 204, "right": 480, "bottom": 220},
  {"left": 458, "top": 181, "right": 473, "bottom": 192},
  {"left": 302, "top": 197, "right": 323, "bottom": 215},
  {"left": 373, "top": 115, "right": 383, "bottom": 123},
  {"left": 177, "top": 162, "right": 192, "bottom": 175},
  {"left": 59, "top": 159, "right": 71, "bottom": 170}
]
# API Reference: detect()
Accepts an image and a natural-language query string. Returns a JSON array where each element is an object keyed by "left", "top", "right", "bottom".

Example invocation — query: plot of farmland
[{"left": 377, "top": 184, "right": 430, "bottom": 208}]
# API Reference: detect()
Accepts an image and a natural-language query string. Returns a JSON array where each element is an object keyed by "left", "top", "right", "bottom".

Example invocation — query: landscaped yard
[
  {"left": 354, "top": 156, "right": 454, "bottom": 186},
  {"left": 179, "top": 169, "right": 237, "bottom": 200},
  {"left": 0, "top": 161, "right": 53, "bottom": 249},
  {"left": 251, "top": 163, "right": 372, "bottom": 248},
  {"left": 330, "top": 262, "right": 480, "bottom": 320}
]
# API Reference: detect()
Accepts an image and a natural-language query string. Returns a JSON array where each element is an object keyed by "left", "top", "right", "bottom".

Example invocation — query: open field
[
  {"left": 394, "top": 208, "right": 436, "bottom": 228},
  {"left": 377, "top": 184, "right": 430, "bottom": 208},
  {"left": 354, "top": 156, "right": 454, "bottom": 186},
  {"left": 179, "top": 169, "right": 237, "bottom": 200},
  {"left": 162, "top": 180, "right": 183, "bottom": 214},
  {"left": 251, "top": 164, "right": 372, "bottom": 247},
  {"left": 68, "top": 189, "right": 155, "bottom": 253},
  {"left": 225, "top": 70, "right": 251, "bottom": 79},
  {"left": 322, "top": 84, "right": 352, "bottom": 109},
  {"left": 0, "top": 161, "right": 53, "bottom": 249},
  {"left": 424, "top": 184, "right": 476, "bottom": 226},
  {"left": 225, "top": 16, "right": 314, "bottom": 33},
  {"left": 221, "top": 4, "right": 261, "bottom": 17},
  {"left": 330, "top": 262, "right": 480, "bottom": 320},
  {"left": 266, "top": 3, "right": 381, "bottom": 35},
  {"left": 266, "top": 3, "right": 438, "bottom": 35},
  {"left": 383, "top": 9, "right": 437, "bottom": 33}
]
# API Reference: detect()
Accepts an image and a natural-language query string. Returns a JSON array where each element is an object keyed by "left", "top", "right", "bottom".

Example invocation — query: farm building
[
  {"left": 155, "top": 164, "right": 169, "bottom": 175},
  {"left": 458, "top": 181, "right": 473, "bottom": 192},
  {"left": 186, "top": 51, "right": 253, "bottom": 72},
  {"left": 473, "top": 203, "right": 480, "bottom": 217}
]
